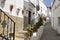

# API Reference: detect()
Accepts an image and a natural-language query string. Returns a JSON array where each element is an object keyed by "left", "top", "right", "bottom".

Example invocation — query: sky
[{"left": 43, "top": 0, "right": 53, "bottom": 7}]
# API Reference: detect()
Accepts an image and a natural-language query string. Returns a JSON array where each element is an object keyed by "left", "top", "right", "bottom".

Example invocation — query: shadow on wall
[{"left": 24, "top": 16, "right": 29, "bottom": 29}]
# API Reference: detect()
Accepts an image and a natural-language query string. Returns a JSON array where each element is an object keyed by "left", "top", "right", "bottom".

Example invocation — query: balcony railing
[{"left": 0, "top": 9, "right": 15, "bottom": 40}]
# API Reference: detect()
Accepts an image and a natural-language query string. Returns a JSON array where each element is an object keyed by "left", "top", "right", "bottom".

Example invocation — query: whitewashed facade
[
  {"left": 51, "top": 0, "right": 60, "bottom": 34},
  {"left": 0, "top": 0, "right": 36, "bottom": 26},
  {"left": 38, "top": 0, "right": 47, "bottom": 17},
  {"left": 3, "top": 0, "right": 24, "bottom": 18},
  {"left": 0, "top": 0, "right": 47, "bottom": 40},
  {"left": 47, "top": 8, "right": 51, "bottom": 22},
  {"left": 0, "top": 0, "right": 36, "bottom": 40},
  {"left": 30, "top": 0, "right": 47, "bottom": 24},
  {"left": 0, "top": 0, "right": 47, "bottom": 25}
]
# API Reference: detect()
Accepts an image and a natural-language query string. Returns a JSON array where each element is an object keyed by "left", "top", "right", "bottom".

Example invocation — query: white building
[
  {"left": 47, "top": 7, "right": 51, "bottom": 22},
  {"left": 24, "top": 0, "right": 35, "bottom": 27},
  {"left": 0, "top": 0, "right": 47, "bottom": 26},
  {"left": 30, "top": 0, "right": 47, "bottom": 24},
  {"left": 51, "top": 0, "right": 60, "bottom": 34},
  {"left": 0, "top": 0, "right": 36, "bottom": 40},
  {"left": 38, "top": 0, "right": 47, "bottom": 17},
  {"left": 0, "top": 0, "right": 36, "bottom": 27},
  {"left": 0, "top": 0, "right": 47, "bottom": 40}
]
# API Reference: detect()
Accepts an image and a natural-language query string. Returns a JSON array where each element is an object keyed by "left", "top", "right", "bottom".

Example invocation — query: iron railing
[{"left": 0, "top": 9, "right": 15, "bottom": 40}]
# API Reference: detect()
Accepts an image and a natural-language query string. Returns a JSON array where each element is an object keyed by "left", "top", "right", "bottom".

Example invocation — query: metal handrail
[
  {"left": 0, "top": 9, "right": 15, "bottom": 40},
  {"left": 0, "top": 9, "right": 15, "bottom": 23}
]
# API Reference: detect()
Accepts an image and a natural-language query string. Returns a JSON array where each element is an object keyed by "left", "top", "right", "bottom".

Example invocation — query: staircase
[
  {"left": 0, "top": 9, "right": 15, "bottom": 40},
  {"left": 9, "top": 13, "right": 27, "bottom": 40},
  {"left": 0, "top": 9, "right": 27, "bottom": 40}
]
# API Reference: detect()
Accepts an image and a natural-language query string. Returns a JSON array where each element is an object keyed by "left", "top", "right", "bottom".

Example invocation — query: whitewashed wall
[
  {"left": 3, "top": 0, "right": 24, "bottom": 18},
  {"left": 38, "top": 1, "right": 47, "bottom": 16},
  {"left": 3, "top": 0, "right": 36, "bottom": 18},
  {"left": 51, "top": 0, "right": 60, "bottom": 34}
]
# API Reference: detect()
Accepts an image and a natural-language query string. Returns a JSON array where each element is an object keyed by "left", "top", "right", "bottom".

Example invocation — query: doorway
[{"left": 28, "top": 11, "right": 31, "bottom": 24}]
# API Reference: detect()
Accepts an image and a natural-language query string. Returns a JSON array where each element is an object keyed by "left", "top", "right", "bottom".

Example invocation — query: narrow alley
[
  {"left": 41, "top": 22, "right": 60, "bottom": 40},
  {"left": 0, "top": 0, "right": 60, "bottom": 40}
]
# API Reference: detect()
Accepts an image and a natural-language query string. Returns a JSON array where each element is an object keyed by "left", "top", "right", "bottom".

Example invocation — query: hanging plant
[
  {"left": 22, "top": 9, "right": 24, "bottom": 15},
  {"left": 10, "top": 5, "right": 13, "bottom": 12}
]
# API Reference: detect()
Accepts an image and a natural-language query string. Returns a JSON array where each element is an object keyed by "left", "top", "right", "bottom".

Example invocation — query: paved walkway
[{"left": 41, "top": 22, "right": 60, "bottom": 40}]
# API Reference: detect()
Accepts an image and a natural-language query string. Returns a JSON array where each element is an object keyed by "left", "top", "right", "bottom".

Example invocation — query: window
[{"left": 58, "top": 17, "right": 60, "bottom": 26}]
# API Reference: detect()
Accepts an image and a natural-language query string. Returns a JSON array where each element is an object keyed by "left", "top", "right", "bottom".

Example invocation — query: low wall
[
  {"left": 11, "top": 15, "right": 27, "bottom": 40},
  {"left": 24, "top": 16, "right": 28, "bottom": 28},
  {"left": 30, "top": 26, "right": 44, "bottom": 40},
  {"left": 11, "top": 15, "right": 24, "bottom": 31}
]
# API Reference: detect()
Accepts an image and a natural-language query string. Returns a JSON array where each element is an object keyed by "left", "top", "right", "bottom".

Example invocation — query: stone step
[
  {"left": 15, "top": 33, "right": 25, "bottom": 40},
  {"left": 15, "top": 31, "right": 27, "bottom": 38},
  {"left": 15, "top": 31, "right": 27, "bottom": 40},
  {"left": 15, "top": 37, "right": 24, "bottom": 40},
  {"left": 15, "top": 33, "right": 25, "bottom": 38}
]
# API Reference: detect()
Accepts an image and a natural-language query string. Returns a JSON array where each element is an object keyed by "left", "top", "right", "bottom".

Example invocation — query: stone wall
[
  {"left": 11, "top": 15, "right": 24, "bottom": 31},
  {"left": 24, "top": 16, "right": 28, "bottom": 29},
  {"left": 11, "top": 15, "right": 28, "bottom": 40}
]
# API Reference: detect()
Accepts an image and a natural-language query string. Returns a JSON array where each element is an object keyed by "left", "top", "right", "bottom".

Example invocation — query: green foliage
[
  {"left": 39, "top": 17, "right": 43, "bottom": 26},
  {"left": 42, "top": 16, "right": 46, "bottom": 21},
  {"left": 35, "top": 17, "right": 43, "bottom": 27},
  {"left": 26, "top": 25, "right": 32, "bottom": 32},
  {"left": 25, "top": 24, "right": 35, "bottom": 37},
  {"left": 25, "top": 17, "right": 44, "bottom": 37}
]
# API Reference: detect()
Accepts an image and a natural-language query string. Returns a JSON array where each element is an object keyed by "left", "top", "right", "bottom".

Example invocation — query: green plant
[
  {"left": 42, "top": 16, "right": 46, "bottom": 21},
  {"left": 34, "top": 17, "right": 43, "bottom": 30},
  {"left": 25, "top": 17, "right": 44, "bottom": 37},
  {"left": 39, "top": 17, "right": 44, "bottom": 26},
  {"left": 25, "top": 24, "right": 35, "bottom": 37}
]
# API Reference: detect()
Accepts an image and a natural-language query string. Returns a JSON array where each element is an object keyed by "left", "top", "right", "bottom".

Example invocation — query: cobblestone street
[{"left": 41, "top": 22, "right": 60, "bottom": 40}]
